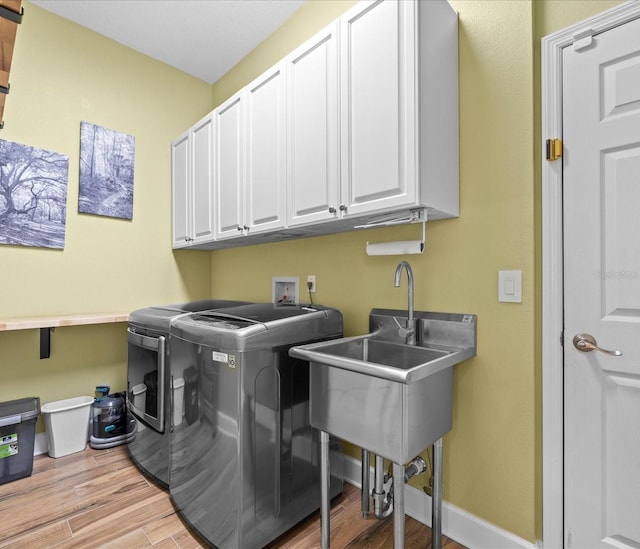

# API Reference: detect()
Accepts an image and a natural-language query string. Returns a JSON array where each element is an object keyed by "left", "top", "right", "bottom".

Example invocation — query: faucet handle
[
  {"left": 398, "top": 326, "right": 415, "bottom": 339},
  {"left": 392, "top": 316, "right": 415, "bottom": 341}
]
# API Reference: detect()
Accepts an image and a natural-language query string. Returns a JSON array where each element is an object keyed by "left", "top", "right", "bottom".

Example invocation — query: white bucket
[
  {"left": 172, "top": 377, "right": 185, "bottom": 427},
  {"left": 41, "top": 396, "right": 93, "bottom": 458},
  {"left": 131, "top": 383, "right": 147, "bottom": 411}
]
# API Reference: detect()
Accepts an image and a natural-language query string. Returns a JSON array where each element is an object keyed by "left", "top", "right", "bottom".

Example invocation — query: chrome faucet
[{"left": 393, "top": 260, "right": 415, "bottom": 345}]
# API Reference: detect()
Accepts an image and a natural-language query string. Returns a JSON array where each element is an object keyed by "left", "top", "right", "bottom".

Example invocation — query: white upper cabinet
[
  {"left": 340, "top": 0, "right": 417, "bottom": 218},
  {"left": 172, "top": 0, "right": 458, "bottom": 249},
  {"left": 339, "top": 0, "right": 458, "bottom": 220},
  {"left": 245, "top": 63, "right": 286, "bottom": 234},
  {"left": 286, "top": 22, "right": 340, "bottom": 228},
  {"left": 214, "top": 64, "right": 286, "bottom": 241},
  {"left": 214, "top": 92, "right": 245, "bottom": 240},
  {"left": 171, "top": 114, "right": 214, "bottom": 248},
  {"left": 171, "top": 131, "right": 190, "bottom": 248},
  {"left": 190, "top": 114, "right": 215, "bottom": 244}
]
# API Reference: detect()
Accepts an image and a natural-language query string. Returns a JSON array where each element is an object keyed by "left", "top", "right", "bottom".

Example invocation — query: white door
[
  {"left": 245, "top": 63, "right": 286, "bottom": 234},
  {"left": 563, "top": 16, "right": 640, "bottom": 548},
  {"left": 171, "top": 131, "right": 190, "bottom": 248},
  {"left": 339, "top": 0, "right": 417, "bottom": 218},
  {"left": 214, "top": 92, "right": 244, "bottom": 240},
  {"left": 286, "top": 21, "right": 340, "bottom": 228},
  {"left": 191, "top": 114, "right": 214, "bottom": 245}
]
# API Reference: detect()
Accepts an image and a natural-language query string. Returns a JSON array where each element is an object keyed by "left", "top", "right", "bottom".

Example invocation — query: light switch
[
  {"left": 499, "top": 270, "right": 522, "bottom": 303},
  {"left": 505, "top": 279, "right": 515, "bottom": 295}
]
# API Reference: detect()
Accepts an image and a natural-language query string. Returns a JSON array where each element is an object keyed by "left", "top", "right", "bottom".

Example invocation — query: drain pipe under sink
[
  {"left": 370, "top": 454, "right": 428, "bottom": 520},
  {"left": 372, "top": 455, "right": 393, "bottom": 519},
  {"left": 363, "top": 449, "right": 442, "bottom": 549}
]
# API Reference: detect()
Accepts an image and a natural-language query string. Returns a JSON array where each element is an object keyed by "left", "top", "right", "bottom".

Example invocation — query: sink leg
[
  {"left": 392, "top": 462, "right": 405, "bottom": 549},
  {"left": 320, "top": 430, "right": 331, "bottom": 549},
  {"left": 432, "top": 438, "right": 443, "bottom": 549},
  {"left": 361, "top": 449, "right": 370, "bottom": 517},
  {"left": 373, "top": 454, "right": 385, "bottom": 517}
]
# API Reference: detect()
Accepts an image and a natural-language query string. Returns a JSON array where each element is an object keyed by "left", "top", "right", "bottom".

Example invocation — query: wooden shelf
[
  {"left": 0, "top": 0, "right": 22, "bottom": 126},
  {"left": 0, "top": 313, "right": 129, "bottom": 331}
]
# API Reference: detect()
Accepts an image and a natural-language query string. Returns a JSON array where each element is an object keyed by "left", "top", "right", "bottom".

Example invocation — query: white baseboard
[{"left": 343, "top": 454, "right": 537, "bottom": 549}]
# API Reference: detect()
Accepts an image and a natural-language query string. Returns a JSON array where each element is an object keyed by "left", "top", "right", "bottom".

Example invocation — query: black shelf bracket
[
  {"left": 0, "top": 83, "right": 10, "bottom": 95},
  {"left": 40, "top": 327, "right": 52, "bottom": 359},
  {"left": 0, "top": 4, "right": 23, "bottom": 24}
]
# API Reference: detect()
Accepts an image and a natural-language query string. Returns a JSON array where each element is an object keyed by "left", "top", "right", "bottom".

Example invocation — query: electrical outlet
[{"left": 307, "top": 275, "right": 316, "bottom": 293}]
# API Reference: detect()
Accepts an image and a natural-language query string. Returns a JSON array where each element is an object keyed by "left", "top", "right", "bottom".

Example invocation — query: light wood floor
[{"left": 0, "top": 445, "right": 467, "bottom": 548}]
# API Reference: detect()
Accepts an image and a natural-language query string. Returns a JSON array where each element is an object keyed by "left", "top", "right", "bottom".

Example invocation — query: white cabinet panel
[
  {"left": 214, "top": 93, "right": 245, "bottom": 240},
  {"left": 191, "top": 114, "right": 214, "bottom": 244},
  {"left": 171, "top": 131, "right": 190, "bottom": 248},
  {"left": 245, "top": 63, "right": 286, "bottom": 234},
  {"left": 171, "top": 115, "right": 215, "bottom": 248},
  {"left": 340, "top": 0, "right": 417, "bottom": 218},
  {"left": 286, "top": 22, "right": 340, "bottom": 227}
]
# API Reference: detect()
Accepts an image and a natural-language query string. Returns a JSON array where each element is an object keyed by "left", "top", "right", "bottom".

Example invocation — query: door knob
[{"left": 572, "top": 333, "right": 622, "bottom": 356}]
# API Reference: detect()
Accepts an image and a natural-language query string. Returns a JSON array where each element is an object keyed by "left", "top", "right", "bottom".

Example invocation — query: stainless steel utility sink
[
  {"left": 291, "top": 334, "right": 464, "bottom": 384},
  {"left": 289, "top": 309, "right": 476, "bottom": 464}
]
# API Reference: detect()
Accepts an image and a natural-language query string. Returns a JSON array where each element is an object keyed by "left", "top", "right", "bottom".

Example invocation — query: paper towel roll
[{"left": 365, "top": 240, "right": 424, "bottom": 256}]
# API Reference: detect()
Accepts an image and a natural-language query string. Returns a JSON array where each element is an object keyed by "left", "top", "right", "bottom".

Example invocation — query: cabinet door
[
  {"left": 245, "top": 63, "right": 286, "bottom": 234},
  {"left": 214, "top": 92, "right": 245, "bottom": 240},
  {"left": 340, "top": 0, "right": 417, "bottom": 217},
  {"left": 191, "top": 114, "right": 215, "bottom": 245},
  {"left": 286, "top": 22, "right": 340, "bottom": 227},
  {"left": 171, "top": 131, "right": 191, "bottom": 248}
]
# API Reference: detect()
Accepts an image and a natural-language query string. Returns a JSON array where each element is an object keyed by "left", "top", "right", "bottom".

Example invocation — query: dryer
[
  {"left": 168, "top": 303, "right": 344, "bottom": 549},
  {"left": 126, "top": 299, "right": 249, "bottom": 486}
]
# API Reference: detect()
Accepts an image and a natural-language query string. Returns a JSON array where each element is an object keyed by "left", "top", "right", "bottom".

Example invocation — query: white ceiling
[{"left": 29, "top": 0, "right": 307, "bottom": 84}]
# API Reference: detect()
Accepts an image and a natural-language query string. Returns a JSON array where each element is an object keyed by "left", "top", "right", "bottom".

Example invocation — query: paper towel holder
[{"left": 362, "top": 208, "right": 426, "bottom": 256}]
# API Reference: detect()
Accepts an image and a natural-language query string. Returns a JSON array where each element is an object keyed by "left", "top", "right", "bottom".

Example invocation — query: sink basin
[
  {"left": 289, "top": 309, "right": 476, "bottom": 463},
  {"left": 290, "top": 334, "right": 466, "bottom": 385}
]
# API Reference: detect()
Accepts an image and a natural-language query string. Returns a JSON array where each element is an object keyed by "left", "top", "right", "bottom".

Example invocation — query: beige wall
[
  {"left": 0, "top": 0, "right": 626, "bottom": 544},
  {"left": 0, "top": 4, "right": 213, "bottom": 419},
  {"left": 211, "top": 0, "right": 538, "bottom": 540},
  {"left": 208, "top": 0, "right": 623, "bottom": 542}
]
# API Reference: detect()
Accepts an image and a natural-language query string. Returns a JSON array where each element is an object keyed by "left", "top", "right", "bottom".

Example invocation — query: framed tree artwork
[
  {"left": 79, "top": 122, "right": 135, "bottom": 219},
  {"left": 0, "top": 139, "right": 69, "bottom": 249}
]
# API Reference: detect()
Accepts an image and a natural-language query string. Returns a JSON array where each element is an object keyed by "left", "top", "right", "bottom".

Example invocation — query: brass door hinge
[{"left": 546, "top": 138, "right": 563, "bottom": 161}]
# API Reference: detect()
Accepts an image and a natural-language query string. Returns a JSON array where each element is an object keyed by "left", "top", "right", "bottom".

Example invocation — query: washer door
[{"left": 127, "top": 328, "right": 165, "bottom": 433}]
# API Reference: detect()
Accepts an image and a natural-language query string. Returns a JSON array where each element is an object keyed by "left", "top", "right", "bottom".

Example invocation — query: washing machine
[
  {"left": 168, "top": 303, "right": 344, "bottom": 549},
  {"left": 126, "top": 299, "right": 249, "bottom": 487}
]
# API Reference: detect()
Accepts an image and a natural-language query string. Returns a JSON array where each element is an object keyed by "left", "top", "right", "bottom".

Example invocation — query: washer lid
[
  {"left": 129, "top": 300, "right": 251, "bottom": 329},
  {"left": 189, "top": 317, "right": 255, "bottom": 330},
  {"left": 171, "top": 303, "right": 343, "bottom": 348},
  {"left": 190, "top": 303, "right": 327, "bottom": 327}
]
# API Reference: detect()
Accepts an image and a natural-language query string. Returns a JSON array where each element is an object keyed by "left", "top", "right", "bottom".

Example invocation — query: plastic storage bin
[
  {"left": 41, "top": 396, "right": 93, "bottom": 458},
  {"left": 0, "top": 397, "right": 40, "bottom": 484}
]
